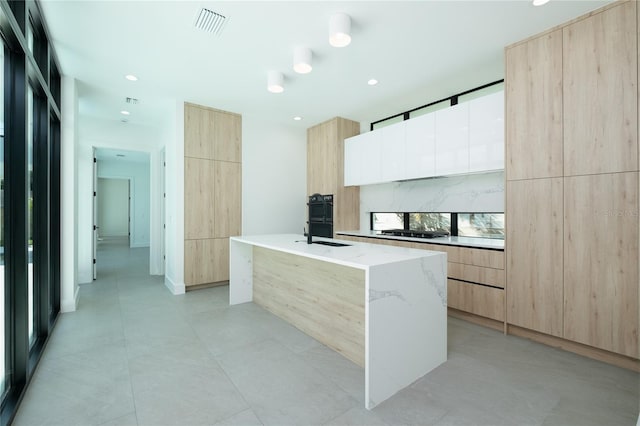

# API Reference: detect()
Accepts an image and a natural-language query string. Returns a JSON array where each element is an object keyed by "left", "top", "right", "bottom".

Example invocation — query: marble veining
[
  {"left": 359, "top": 171, "right": 504, "bottom": 232},
  {"left": 368, "top": 289, "right": 407, "bottom": 304},
  {"left": 421, "top": 257, "right": 447, "bottom": 307}
]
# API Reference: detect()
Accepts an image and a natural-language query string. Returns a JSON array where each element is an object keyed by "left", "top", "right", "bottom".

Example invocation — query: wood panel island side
[{"left": 229, "top": 234, "right": 447, "bottom": 409}]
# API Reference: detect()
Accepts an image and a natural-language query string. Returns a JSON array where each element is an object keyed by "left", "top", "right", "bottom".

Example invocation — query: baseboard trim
[
  {"left": 164, "top": 275, "right": 185, "bottom": 295},
  {"left": 507, "top": 324, "right": 640, "bottom": 372},
  {"left": 448, "top": 308, "right": 504, "bottom": 332}
]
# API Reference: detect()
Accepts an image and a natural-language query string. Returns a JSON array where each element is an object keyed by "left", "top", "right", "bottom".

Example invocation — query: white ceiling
[
  {"left": 95, "top": 148, "right": 150, "bottom": 163},
  {"left": 39, "top": 0, "right": 611, "bottom": 132}
]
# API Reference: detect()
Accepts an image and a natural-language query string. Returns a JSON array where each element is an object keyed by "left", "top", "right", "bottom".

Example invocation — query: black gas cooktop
[{"left": 380, "top": 229, "right": 450, "bottom": 239}]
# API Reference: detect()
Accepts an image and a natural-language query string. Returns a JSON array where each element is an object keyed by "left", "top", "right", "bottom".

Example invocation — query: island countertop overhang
[{"left": 230, "top": 233, "right": 446, "bottom": 269}]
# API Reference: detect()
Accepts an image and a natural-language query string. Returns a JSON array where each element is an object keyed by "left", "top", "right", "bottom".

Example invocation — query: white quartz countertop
[
  {"left": 230, "top": 234, "right": 445, "bottom": 269},
  {"left": 336, "top": 230, "right": 505, "bottom": 250}
]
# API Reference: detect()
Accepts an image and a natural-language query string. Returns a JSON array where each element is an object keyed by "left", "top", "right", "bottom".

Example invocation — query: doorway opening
[{"left": 93, "top": 148, "right": 151, "bottom": 280}]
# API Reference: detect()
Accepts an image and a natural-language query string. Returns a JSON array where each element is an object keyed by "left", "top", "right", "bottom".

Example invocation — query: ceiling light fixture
[
  {"left": 267, "top": 71, "right": 284, "bottom": 93},
  {"left": 293, "top": 116, "right": 303, "bottom": 121},
  {"left": 125, "top": 74, "right": 138, "bottom": 81},
  {"left": 120, "top": 110, "right": 130, "bottom": 115},
  {"left": 368, "top": 79, "right": 378, "bottom": 86},
  {"left": 293, "top": 47, "right": 313, "bottom": 74},
  {"left": 329, "top": 13, "right": 352, "bottom": 47},
  {"left": 532, "top": 0, "right": 550, "bottom": 6}
]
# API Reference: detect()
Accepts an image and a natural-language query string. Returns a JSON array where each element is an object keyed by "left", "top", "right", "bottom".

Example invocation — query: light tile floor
[{"left": 12, "top": 239, "right": 640, "bottom": 426}]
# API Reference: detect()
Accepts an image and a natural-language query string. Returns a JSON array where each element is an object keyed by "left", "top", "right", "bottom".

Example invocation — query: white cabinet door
[
  {"left": 381, "top": 120, "right": 406, "bottom": 182},
  {"left": 469, "top": 91, "right": 504, "bottom": 172},
  {"left": 359, "top": 130, "right": 383, "bottom": 185},
  {"left": 435, "top": 102, "right": 469, "bottom": 176},
  {"left": 344, "top": 130, "right": 383, "bottom": 186},
  {"left": 405, "top": 112, "right": 436, "bottom": 179},
  {"left": 344, "top": 134, "right": 361, "bottom": 186}
]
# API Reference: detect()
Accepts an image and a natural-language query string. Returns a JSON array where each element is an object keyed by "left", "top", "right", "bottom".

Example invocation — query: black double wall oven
[{"left": 308, "top": 193, "right": 333, "bottom": 238}]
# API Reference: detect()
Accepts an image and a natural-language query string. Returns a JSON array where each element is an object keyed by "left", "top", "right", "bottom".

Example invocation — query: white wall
[
  {"left": 97, "top": 178, "right": 130, "bottom": 237},
  {"left": 60, "top": 76, "right": 79, "bottom": 312},
  {"left": 359, "top": 171, "right": 504, "bottom": 231},
  {"left": 98, "top": 158, "right": 150, "bottom": 247},
  {"left": 164, "top": 102, "right": 184, "bottom": 294},
  {"left": 241, "top": 114, "right": 307, "bottom": 235}
]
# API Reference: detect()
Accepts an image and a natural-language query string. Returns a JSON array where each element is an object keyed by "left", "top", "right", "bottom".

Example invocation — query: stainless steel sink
[{"left": 312, "top": 241, "right": 351, "bottom": 247}]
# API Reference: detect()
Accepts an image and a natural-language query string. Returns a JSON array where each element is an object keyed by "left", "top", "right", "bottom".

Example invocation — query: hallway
[{"left": 11, "top": 239, "right": 640, "bottom": 426}]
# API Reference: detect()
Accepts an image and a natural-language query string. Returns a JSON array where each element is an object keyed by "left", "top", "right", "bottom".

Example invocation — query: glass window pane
[
  {"left": 409, "top": 100, "right": 450, "bottom": 119},
  {"left": 27, "top": 87, "right": 34, "bottom": 346},
  {"left": 409, "top": 213, "right": 451, "bottom": 233},
  {"left": 0, "top": 40, "right": 5, "bottom": 398},
  {"left": 372, "top": 213, "right": 404, "bottom": 231},
  {"left": 458, "top": 213, "right": 505, "bottom": 239},
  {"left": 372, "top": 115, "right": 404, "bottom": 130}
]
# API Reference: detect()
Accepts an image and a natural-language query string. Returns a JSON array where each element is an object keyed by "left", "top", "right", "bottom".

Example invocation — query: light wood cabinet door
[
  {"left": 505, "top": 30, "right": 563, "bottom": 180},
  {"left": 564, "top": 172, "right": 638, "bottom": 358},
  {"left": 184, "top": 103, "right": 213, "bottom": 159},
  {"left": 448, "top": 279, "right": 504, "bottom": 321},
  {"left": 184, "top": 238, "right": 230, "bottom": 286},
  {"left": 184, "top": 158, "right": 215, "bottom": 240},
  {"left": 307, "top": 121, "right": 338, "bottom": 195},
  {"left": 212, "top": 110, "right": 241, "bottom": 163},
  {"left": 506, "top": 178, "right": 563, "bottom": 337},
  {"left": 214, "top": 161, "right": 241, "bottom": 238},
  {"left": 563, "top": 1, "right": 638, "bottom": 176}
]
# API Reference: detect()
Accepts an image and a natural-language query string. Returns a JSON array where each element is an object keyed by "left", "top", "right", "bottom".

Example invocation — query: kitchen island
[{"left": 229, "top": 234, "right": 447, "bottom": 409}]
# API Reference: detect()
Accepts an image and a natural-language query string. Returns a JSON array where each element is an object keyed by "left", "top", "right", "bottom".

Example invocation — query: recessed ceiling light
[
  {"left": 532, "top": 0, "right": 550, "bottom": 6},
  {"left": 120, "top": 110, "right": 130, "bottom": 115},
  {"left": 125, "top": 74, "right": 138, "bottom": 81},
  {"left": 293, "top": 116, "right": 303, "bottom": 121},
  {"left": 368, "top": 79, "right": 378, "bottom": 86}
]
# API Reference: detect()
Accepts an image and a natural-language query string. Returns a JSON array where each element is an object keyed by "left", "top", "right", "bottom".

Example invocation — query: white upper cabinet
[
  {"left": 380, "top": 120, "right": 406, "bottom": 182},
  {"left": 404, "top": 112, "right": 436, "bottom": 179},
  {"left": 343, "top": 134, "right": 361, "bottom": 186},
  {"left": 344, "top": 130, "right": 382, "bottom": 186},
  {"left": 344, "top": 89, "right": 505, "bottom": 186},
  {"left": 468, "top": 91, "right": 504, "bottom": 172},
  {"left": 435, "top": 102, "right": 470, "bottom": 176}
]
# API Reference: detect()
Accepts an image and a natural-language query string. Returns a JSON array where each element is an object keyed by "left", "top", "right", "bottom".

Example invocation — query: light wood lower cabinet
[
  {"left": 563, "top": 172, "right": 639, "bottom": 358},
  {"left": 184, "top": 238, "right": 230, "bottom": 286},
  {"left": 506, "top": 178, "right": 564, "bottom": 337},
  {"left": 448, "top": 279, "right": 504, "bottom": 321}
]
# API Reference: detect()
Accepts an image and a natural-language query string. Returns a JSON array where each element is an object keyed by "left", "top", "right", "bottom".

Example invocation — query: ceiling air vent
[
  {"left": 126, "top": 97, "right": 139, "bottom": 105},
  {"left": 194, "top": 8, "right": 227, "bottom": 35}
]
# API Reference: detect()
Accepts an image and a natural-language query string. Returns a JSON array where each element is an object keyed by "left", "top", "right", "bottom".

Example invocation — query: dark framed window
[
  {"left": 371, "top": 211, "right": 504, "bottom": 239},
  {"left": 0, "top": 0, "right": 61, "bottom": 423}
]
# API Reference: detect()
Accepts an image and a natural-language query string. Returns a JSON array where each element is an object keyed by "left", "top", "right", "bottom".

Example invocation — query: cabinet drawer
[
  {"left": 455, "top": 247, "right": 504, "bottom": 269},
  {"left": 448, "top": 263, "right": 505, "bottom": 288},
  {"left": 447, "top": 279, "right": 504, "bottom": 321}
]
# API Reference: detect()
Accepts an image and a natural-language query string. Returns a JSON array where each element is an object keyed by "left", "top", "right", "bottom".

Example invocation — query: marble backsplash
[{"left": 358, "top": 171, "right": 504, "bottom": 231}]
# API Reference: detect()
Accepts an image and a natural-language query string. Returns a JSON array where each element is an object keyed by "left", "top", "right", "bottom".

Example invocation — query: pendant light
[
  {"left": 329, "top": 13, "right": 351, "bottom": 47},
  {"left": 293, "top": 47, "right": 313, "bottom": 74},
  {"left": 267, "top": 71, "right": 284, "bottom": 93}
]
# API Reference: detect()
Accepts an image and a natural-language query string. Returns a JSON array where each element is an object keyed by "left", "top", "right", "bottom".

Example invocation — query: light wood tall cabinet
[
  {"left": 307, "top": 117, "right": 360, "bottom": 234},
  {"left": 184, "top": 102, "right": 241, "bottom": 288},
  {"left": 505, "top": 0, "right": 639, "bottom": 367}
]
